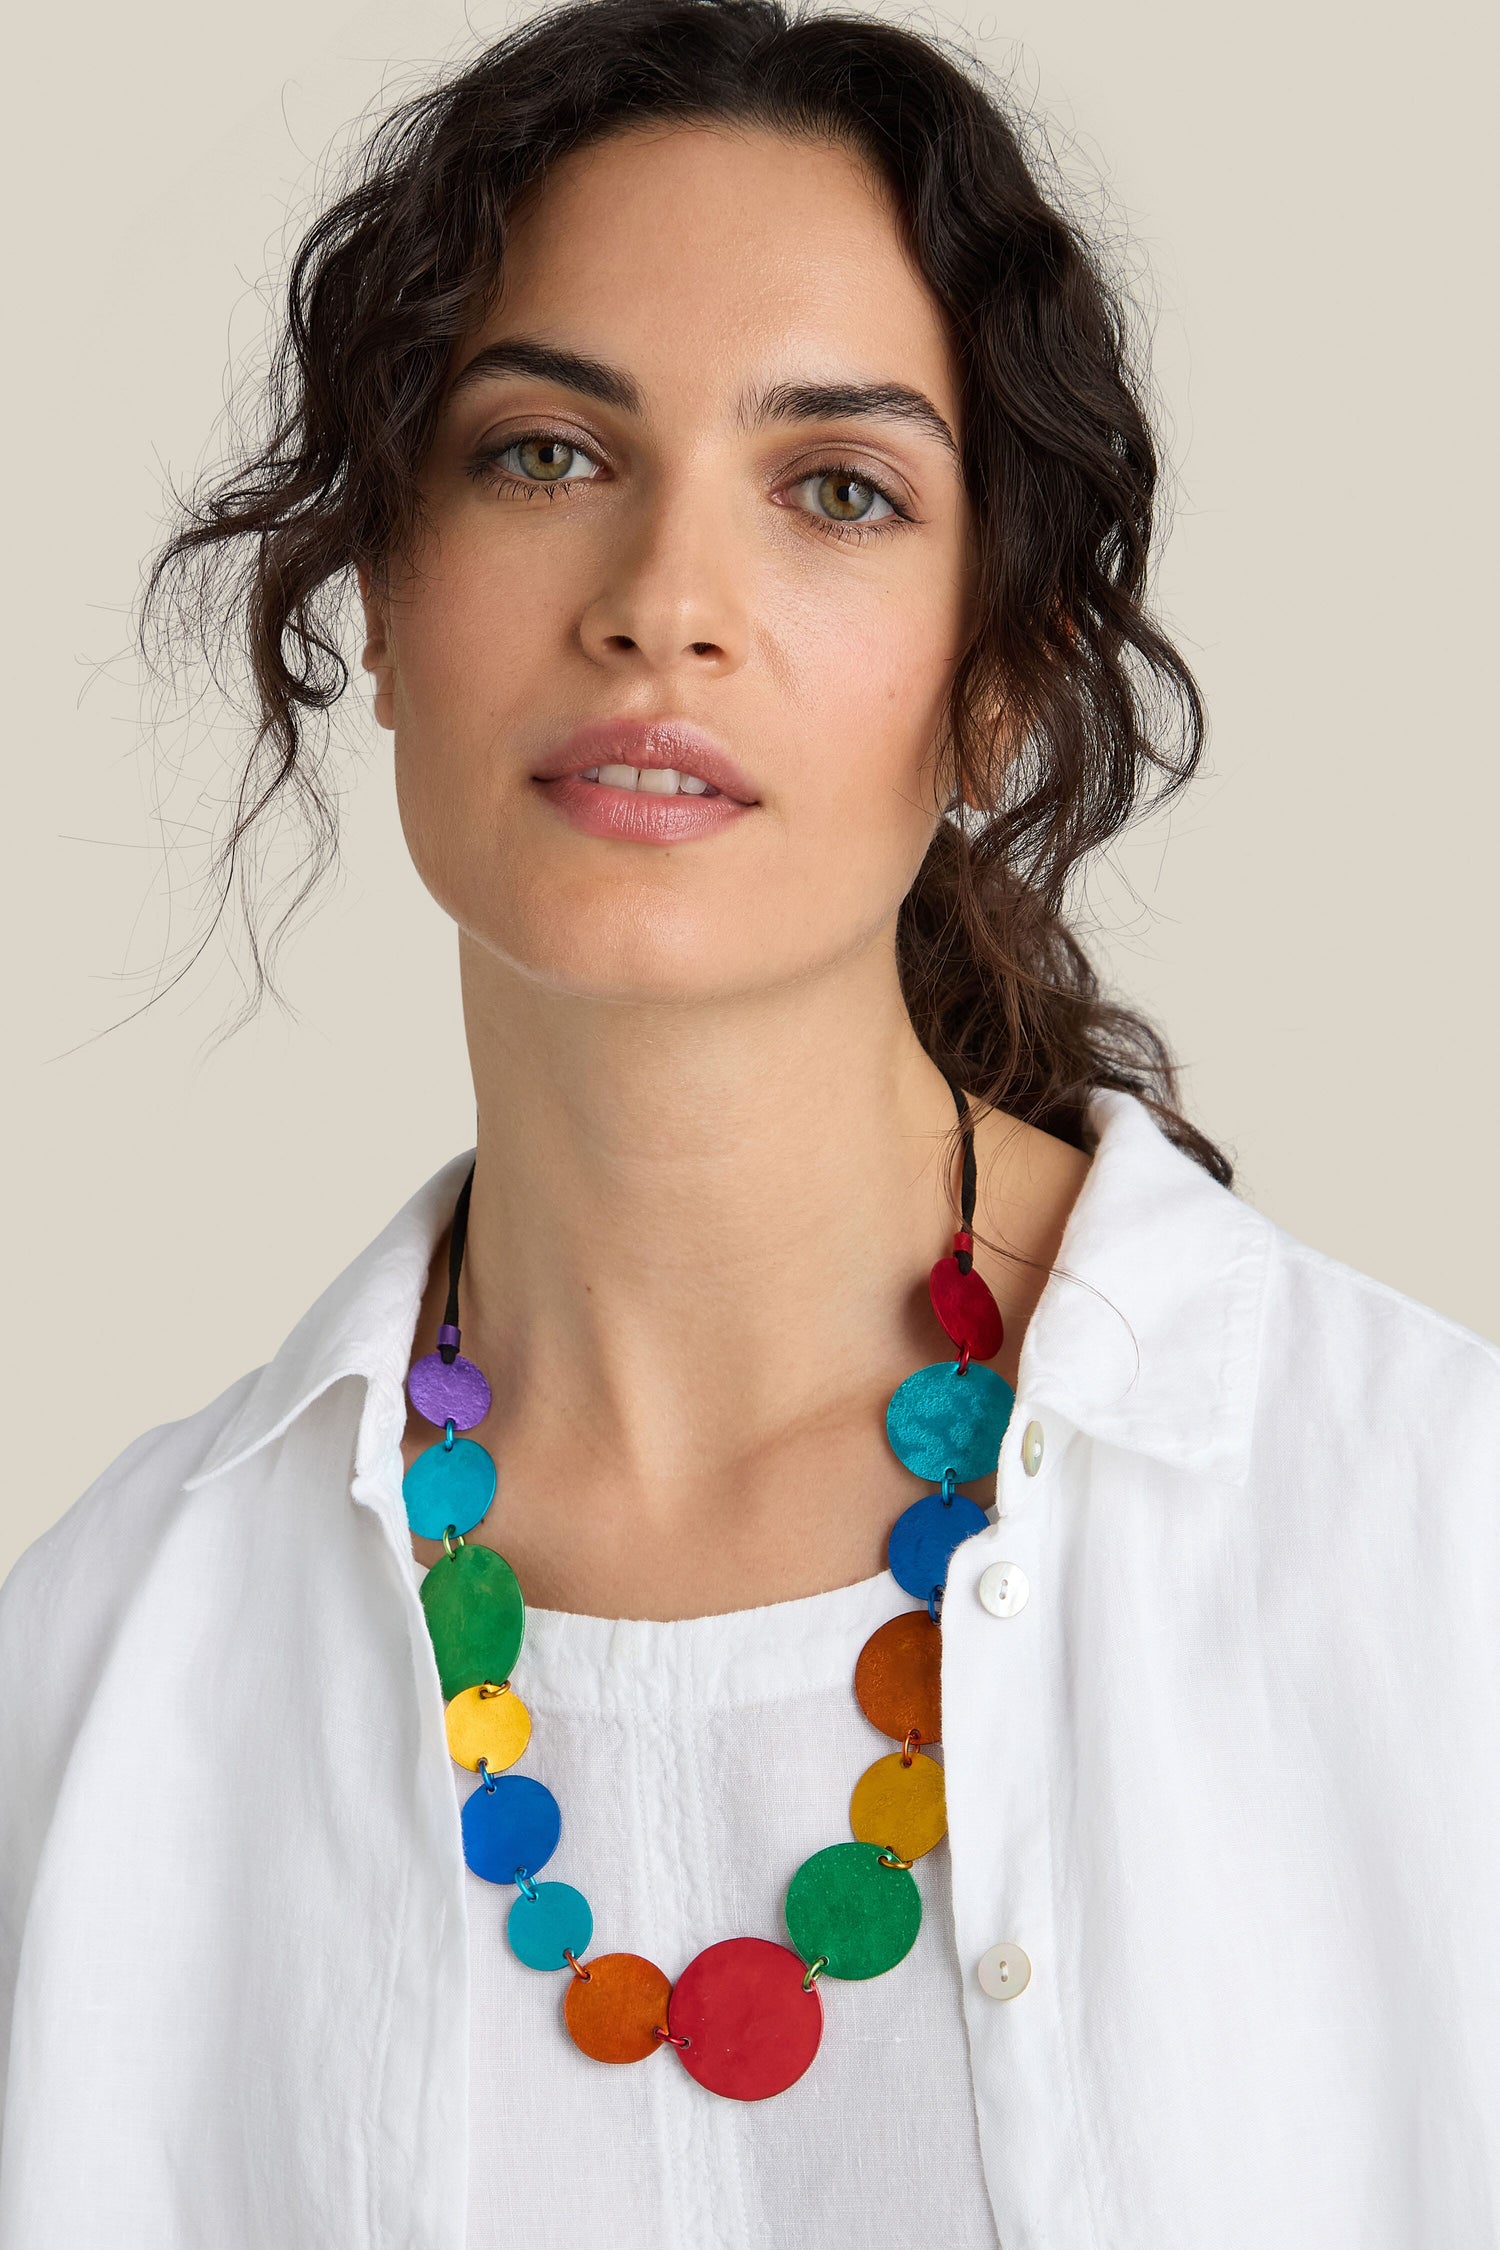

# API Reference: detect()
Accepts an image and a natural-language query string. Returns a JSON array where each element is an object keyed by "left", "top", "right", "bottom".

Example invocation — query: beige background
[{"left": 4, "top": 0, "right": 1495, "bottom": 1584}]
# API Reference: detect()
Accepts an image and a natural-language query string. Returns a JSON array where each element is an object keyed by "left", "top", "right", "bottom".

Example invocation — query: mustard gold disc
[
  {"left": 849, "top": 1749, "right": 948, "bottom": 1862},
  {"left": 853, "top": 1611, "right": 943, "bottom": 1745},
  {"left": 444, "top": 1682, "right": 532, "bottom": 1774},
  {"left": 564, "top": 1951, "right": 674, "bottom": 2065}
]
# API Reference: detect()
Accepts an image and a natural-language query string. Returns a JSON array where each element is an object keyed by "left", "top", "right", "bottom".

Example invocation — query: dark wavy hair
[{"left": 140, "top": 0, "right": 1231, "bottom": 1185}]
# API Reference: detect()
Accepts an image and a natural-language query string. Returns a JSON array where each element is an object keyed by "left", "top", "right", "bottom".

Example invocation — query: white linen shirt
[{"left": 2, "top": 1089, "right": 1497, "bottom": 2249}]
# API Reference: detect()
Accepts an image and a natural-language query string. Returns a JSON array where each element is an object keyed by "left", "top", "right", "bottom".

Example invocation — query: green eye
[
  {"left": 514, "top": 438, "right": 581, "bottom": 482},
  {"left": 468, "top": 432, "right": 602, "bottom": 494},
  {"left": 799, "top": 471, "right": 896, "bottom": 525}
]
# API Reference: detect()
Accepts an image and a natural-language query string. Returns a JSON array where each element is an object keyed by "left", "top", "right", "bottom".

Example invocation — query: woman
[{"left": 1, "top": 1, "right": 1494, "bottom": 2244}]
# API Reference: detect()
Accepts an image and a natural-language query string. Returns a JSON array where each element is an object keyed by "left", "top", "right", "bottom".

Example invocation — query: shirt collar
[
  {"left": 183, "top": 1148, "right": 476, "bottom": 1493},
  {"left": 184, "top": 1091, "right": 1268, "bottom": 1498},
  {"left": 1017, "top": 1088, "right": 1269, "bottom": 1485}
]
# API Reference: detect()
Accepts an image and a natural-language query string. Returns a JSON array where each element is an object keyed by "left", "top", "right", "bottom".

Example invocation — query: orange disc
[
  {"left": 853, "top": 1611, "right": 943, "bottom": 1745},
  {"left": 563, "top": 1951, "right": 674, "bottom": 2065}
]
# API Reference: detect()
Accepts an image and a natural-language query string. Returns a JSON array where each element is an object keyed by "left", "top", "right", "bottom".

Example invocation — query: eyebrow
[{"left": 445, "top": 337, "right": 960, "bottom": 461}]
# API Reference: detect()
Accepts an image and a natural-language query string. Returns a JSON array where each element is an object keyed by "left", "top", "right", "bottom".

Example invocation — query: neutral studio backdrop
[{"left": 3, "top": 0, "right": 1495, "bottom": 1583}]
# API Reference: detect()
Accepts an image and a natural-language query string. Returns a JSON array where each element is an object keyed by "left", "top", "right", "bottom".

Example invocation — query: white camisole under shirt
[{"left": 421, "top": 1561, "right": 1000, "bottom": 2250}]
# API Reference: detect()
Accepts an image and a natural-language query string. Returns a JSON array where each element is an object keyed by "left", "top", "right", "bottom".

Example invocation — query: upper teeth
[{"left": 579, "top": 764, "right": 716, "bottom": 796}]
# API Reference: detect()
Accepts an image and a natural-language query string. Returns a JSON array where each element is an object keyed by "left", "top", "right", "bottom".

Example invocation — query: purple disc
[{"left": 407, "top": 1350, "right": 492, "bottom": 1432}]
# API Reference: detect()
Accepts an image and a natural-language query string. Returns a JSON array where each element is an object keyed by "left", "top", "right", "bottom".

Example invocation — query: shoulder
[
  {"left": 1259, "top": 1220, "right": 1500, "bottom": 1439},
  {"left": 0, "top": 1367, "right": 264, "bottom": 1698},
  {"left": 1067, "top": 1087, "right": 1499, "bottom": 1503},
  {"left": 1, "top": 1142, "right": 469, "bottom": 1645},
  {"left": 0, "top": 1369, "right": 270, "bottom": 1955},
  {"left": 1245, "top": 1219, "right": 1500, "bottom": 1620}
]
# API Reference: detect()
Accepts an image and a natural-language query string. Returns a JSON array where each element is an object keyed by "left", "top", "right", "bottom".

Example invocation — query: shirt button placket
[
  {"left": 947, "top": 1409, "right": 1093, "bottom": 2242},
  {"left": 976, "top": 1417, "right": 1039, "bottom": 1983}
]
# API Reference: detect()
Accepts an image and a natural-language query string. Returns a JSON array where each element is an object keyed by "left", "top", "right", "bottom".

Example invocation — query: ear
[
  {"left": 947, "top": 752, "right": 999, "bottom": 817},
  {"left": 953, "top": 688, "right": 1019, "bottom": 813},
  {"left": 357, "top": 564, "right": 396, "bottom": 733}
]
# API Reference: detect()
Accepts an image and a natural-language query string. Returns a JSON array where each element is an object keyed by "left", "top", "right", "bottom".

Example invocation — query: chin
[{"left": 462, "top": 891, "right": 800, "bottom": 1006}]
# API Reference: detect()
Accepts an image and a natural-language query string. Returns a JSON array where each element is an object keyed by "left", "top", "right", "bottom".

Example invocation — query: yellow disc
[
  {"left": 445, "top": 1682, "right": 532, "bottom": 1773},
  {"left": 849, "top": 1749, "right": 947, "bottom": 1862}
]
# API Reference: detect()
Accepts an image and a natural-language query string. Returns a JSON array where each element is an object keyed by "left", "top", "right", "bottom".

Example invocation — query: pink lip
[{"left": 530, "top": 718, "right": 759, "bottom": 847}]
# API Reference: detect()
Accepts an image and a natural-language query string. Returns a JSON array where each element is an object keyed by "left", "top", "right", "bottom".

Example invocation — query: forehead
[{"left": 466, "top": 122, "right": 959, "bottom": 419}]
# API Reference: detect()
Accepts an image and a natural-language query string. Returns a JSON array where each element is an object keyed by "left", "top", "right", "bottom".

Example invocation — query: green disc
[
  {"left": 420, "top": 1542, "right": 525, "bottom": 1701},
  {"left": 783, "top": 1840, "right": 922, "bottom": 1981}
]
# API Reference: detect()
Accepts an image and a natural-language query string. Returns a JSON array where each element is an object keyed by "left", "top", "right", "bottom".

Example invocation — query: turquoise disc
[
  {"left": 507, "top": 1881, "right": 594, "bottom": 1971},
  {"left": 403, "top": 1435, "right": 496, "bottom": 1539},
  {"left": 784, "top": 1840, "right": 922, "bottom": 1980},
  {"left": 885, "top": 1360, "right": 1014, "bottom": 1482}
]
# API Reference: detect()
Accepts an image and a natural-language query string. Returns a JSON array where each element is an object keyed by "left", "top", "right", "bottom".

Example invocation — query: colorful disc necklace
[{"left": 403, "top": 1075, "right": 1013, "bottom": 2102}]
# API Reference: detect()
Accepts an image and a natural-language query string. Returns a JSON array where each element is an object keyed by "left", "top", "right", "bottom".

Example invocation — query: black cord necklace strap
[
  {"left": 438, "top": 1161, "right": 477, "bottom": 1365},
  {"left": 943, "top": 1072, "right": 977, "bottom": 1264}
]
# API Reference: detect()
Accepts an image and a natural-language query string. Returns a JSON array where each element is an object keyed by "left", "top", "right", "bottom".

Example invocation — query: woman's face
[{"left": 362, "top": 122, "right": 972, "bottom": 1005}]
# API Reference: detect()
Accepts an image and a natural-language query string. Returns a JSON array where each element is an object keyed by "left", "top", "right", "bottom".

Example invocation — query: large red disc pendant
[
  {"left": 666, "top": 1936, "right": 823, "bottom": 2101},
  {"left": 928, "top": 1255, "right": 1003, "bottom": 1361}
]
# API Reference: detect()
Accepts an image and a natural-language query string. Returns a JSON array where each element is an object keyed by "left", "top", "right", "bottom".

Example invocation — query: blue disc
[
  {"left": 885, "top": 1360, "right": 1015, "bottom": 1482},
  {"left": 402, "top": 1435, "right": 496, "bottom": 1539},
  {"left": 462, "top": 1773, "right": 561, "bottom": 1886},
  {"left": 888, "top": 1490, "right": 991, "bottom": 1602},
  {"left": 506, "top": 1881, "right": 594, "bottom": 1971}
]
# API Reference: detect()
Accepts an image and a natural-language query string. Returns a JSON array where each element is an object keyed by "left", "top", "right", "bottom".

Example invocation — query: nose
[{"left": 577, "top": 478, "right": 749, "bottom": 678}]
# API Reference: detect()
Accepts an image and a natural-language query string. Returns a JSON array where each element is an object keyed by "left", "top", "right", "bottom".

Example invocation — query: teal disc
[
  {"left": 420, "top": 1541, "right": 525, "bottom": 1700},
  {"left": 403, "top": 1435, "right": 496, "bottom": 1540},
  {"left": 784, "top": 1840, "right": 922, "bottom": 1981},
  {"left": 885, "top": 1359, "right": 1014, "bottom": 1482},
  {"left": 507, "top": 1881, "right": 594, "bottom": 1971}
]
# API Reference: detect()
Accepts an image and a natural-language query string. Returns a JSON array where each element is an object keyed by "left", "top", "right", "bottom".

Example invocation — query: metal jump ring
[
  {"left": 956, "top": 1343, "right": 972, "bottom": 1374},
  {"left": 442, "top": 1524, "right": 465, "bottom": 1557},
  {"left": 515, "top": 1868, "right": 539, "bottom": 1902},
  {"left": 443, "top": 1417, "right": 457, "bottom": 1453},
  {"left": 653, "top": 2024, "right": 691, "bottom": 2048},
  {"left": 927, "top": 1584, "right": 944, "bottom": 1624},
  {"left": 877, "top": 1848, "right": 914, "bottom": 1871},
  {"left": 563, "top": 1949, "right": 592, "bottom": 1982},
  {"left": 802, "top": 1955, "right": 829, "bottom": 1990},
  {"left": 900, "top": 1726, "right": 922, "bottom": 1767}
]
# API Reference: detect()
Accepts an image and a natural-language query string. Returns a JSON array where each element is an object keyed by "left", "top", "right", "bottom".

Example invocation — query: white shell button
[
  {"left": 977, "top": 1941, "right": 1032, "bottom": 2000},
  {"left": 977, "top": 1559, "right": 1029, "bottom": 1618},
  {"left": 1021, "top": 1419, "right": 1045, "bottom": 1476}
]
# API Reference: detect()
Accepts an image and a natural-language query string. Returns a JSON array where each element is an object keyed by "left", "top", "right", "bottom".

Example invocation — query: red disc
[
  {"left": 928, "top": 1255, "right": 1004, "bottom": 1361},
  {"left": 666, "top": 1936, "right": 823, "bottom": 2101}
]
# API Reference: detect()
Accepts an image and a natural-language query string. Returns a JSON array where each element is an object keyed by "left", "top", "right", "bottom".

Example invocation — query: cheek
[
  {"left": 394, "top": 532, "right": 571, "bottom": 750},
  {"left": 776, "top": 567, "right": 957, "bottom": 858},
  {"left": 388, "top": 537, "right": 573, "bottom": 887}
]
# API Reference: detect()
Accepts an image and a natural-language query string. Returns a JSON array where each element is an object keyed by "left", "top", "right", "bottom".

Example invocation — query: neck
[
  {"left": 458, "top": 931, "right": 967, "bottom": 1386},
  {"left": 404, "top": 929, "right": 1087, "bottom": 1616}
]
